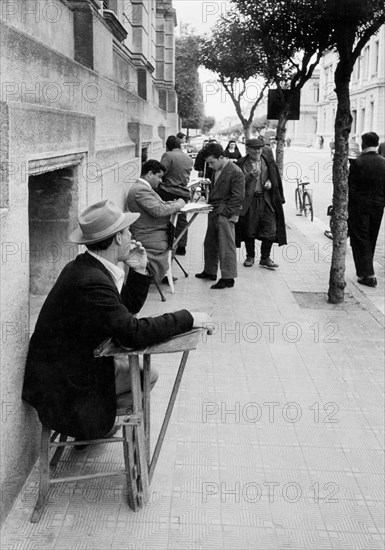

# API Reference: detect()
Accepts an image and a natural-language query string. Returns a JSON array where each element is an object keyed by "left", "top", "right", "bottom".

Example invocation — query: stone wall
[{"left": 0, "top": 0, "right": 178, "bottom": 523}]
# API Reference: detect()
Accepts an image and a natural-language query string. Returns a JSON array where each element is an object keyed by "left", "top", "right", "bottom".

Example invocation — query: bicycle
[{"left": 294, "top": 177, "right": 314, "bottom": 221}]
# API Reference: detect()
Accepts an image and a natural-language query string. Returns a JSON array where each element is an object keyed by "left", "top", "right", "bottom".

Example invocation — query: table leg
[
  {"left": 149, "top": 350, "right": 190, "bottom": 483},
  {"left": 124, "top": 355, "right": 149, "bottom": 510},
  {"left": 143, "top": 354, "right": 151, "bottom": 468}
]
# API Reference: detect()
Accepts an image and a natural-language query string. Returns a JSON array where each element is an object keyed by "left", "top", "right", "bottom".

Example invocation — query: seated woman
[
  {"left": 224, "top": 140, "right": 242, "bottom": 162},
  {"left": 127, "top": 160, "right": 186, "bottom": 283}
]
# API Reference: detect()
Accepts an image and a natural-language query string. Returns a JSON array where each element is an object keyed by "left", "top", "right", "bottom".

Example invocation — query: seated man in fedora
[{"left": 22, "top": 199, "right": 211, "bottom": 441}]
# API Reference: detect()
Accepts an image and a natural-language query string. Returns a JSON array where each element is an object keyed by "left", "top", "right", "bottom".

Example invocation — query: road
[
  {"left": 191, "top": 140, "right": 383, "bottom": 270},
  {"left": 282, "top": 146, "right": 384, "bottom": 270}
]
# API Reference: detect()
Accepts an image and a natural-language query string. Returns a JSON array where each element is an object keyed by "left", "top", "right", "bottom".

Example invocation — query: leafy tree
[
  {"left": 199, "top": 13, "right": 269, "bottom": 140},
  {"left": 201, "top": 116, "right": 216, "bottom": 135},
  {"left": 324, "top": 0, "right": 385, "bottom": 303},
  {"left": 233, "top": 0, "right": 385, "bottom": 303},
  {"left": 175, "top": 26, "right": 204, "bottom": 136},
  {"left": 232, "top": 0, "right": 333, "bottom": 174}
]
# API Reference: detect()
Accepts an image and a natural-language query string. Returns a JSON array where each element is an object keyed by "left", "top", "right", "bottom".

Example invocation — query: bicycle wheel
[
  {"left": 303, "top": 191, "right": 313, "bottom": 221},
  {"left": 295, "top": 188, "right": 302, "bottom": 212}
]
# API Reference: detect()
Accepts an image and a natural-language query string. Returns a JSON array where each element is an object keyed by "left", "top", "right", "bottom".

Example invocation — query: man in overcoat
[
  {"left": 195, "top": 142, "right": 245, "bottom": 289},
  {"left": 127, "top": 159, "right": 185, "bottom": 283},
  {"left": 348, "top": 131, "right": 385, "bottom": 287},
  {"left": 235, "top": 137, "right": 287, "bottom": 269},
  {"left": 22, "top": 199, "right": 211, "bottom": 440}
]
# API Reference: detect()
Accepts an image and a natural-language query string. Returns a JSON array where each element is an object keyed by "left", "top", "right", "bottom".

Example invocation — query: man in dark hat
[
  {"left": 235, "top": 136, "right": 287, "bottom": 269},
  {"left": 22, "top": 199, "right": 211, "bottom": 440}
]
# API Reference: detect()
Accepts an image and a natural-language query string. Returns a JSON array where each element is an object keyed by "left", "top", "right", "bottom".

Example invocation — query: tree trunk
[
  {"left": 328, "top": 62, "right": 352, "bottom": 304},
  {"left": 243, "top": 122, "right": 252, "bottom": 140},
  {"left": 275, "top": 112, "right": 288, "bottom": 177}
]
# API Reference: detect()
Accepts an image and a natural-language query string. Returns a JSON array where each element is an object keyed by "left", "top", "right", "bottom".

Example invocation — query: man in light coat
[{"left": 127, "top": 160, "right": 185, "bottom": 283}]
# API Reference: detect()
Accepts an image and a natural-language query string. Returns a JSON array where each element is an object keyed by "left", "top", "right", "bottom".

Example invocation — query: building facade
[
  {"left": 0, "top": 0, "right": 178, "bottom": 523},
  {"left": 317, "top": 25, "right": 385, "bottom": 148}
]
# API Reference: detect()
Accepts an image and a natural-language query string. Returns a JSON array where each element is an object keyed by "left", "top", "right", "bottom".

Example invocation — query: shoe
[
  {"left": 259, "top": 258, "right": 279, "bottom": 270},
  {"left": 74, "top": 444, "right": 89, "bottom": 451},
  {"left": 175, "top": 246, "right": 186, "bottom": 256},
  {"left": 243, "top": 256, "right": 255, "bottom": 267},
  {"left": 357, "top": 276, "right": 377, "bottom": 287},
  {"left": 161, "top": 276, "right": 178, "bottom": 285},
  {"left": 195, "top": 271, "right": 217, "bottom": 281},
  {"left": 211, "top": 278, "right": 234, "bottom": 289}
]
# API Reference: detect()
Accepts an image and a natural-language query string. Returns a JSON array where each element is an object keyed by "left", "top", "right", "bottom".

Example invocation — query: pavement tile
[{"left": 1, "top": 198, "right": 384, "bottom": 550}]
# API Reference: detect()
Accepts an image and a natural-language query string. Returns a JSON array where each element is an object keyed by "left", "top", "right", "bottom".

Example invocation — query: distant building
[
  {"left": 0, "top": 0, "right": 178, "bottom": 524},
  {"left": 317, "top": 25, "right": 385, "bottom": 147}
]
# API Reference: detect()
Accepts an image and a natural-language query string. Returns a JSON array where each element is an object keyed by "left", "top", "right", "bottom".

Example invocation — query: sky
[{"left": 172, "top": 0, "right": 238, "bottom": 123}]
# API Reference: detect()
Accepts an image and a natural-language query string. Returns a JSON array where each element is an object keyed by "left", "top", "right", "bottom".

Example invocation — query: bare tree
[{"left": 199, "top": 13, "right": 269, "bottom": 140}]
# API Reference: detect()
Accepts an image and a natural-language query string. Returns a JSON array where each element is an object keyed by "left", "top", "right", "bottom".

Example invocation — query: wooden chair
[
  {"left": 30, "top": 330, "right": 204, "bottom": 522},
  {"left": 30, "top": 354, "right": 148, "bottom": 523}
]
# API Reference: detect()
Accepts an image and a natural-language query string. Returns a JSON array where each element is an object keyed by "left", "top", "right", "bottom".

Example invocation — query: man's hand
[
  {"left": 124, "top": 240, "right": 148, "bottom": 274},
  {"left": 191, "top": 312, "right": 214, "bottom": 334},
  {"left": 177, "top": 198, "right": 186, "bottom": 209},
  {"left": 264, "top": 179, "right": 272, "bottom": 190}
]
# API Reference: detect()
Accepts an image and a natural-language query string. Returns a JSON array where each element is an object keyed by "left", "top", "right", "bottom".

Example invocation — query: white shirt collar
[
  {"left": 362, "top": 147, "right": 378, "bottom": 154},
  {"left": 87, "top": 251, "right": 125, "bottom": 293}
]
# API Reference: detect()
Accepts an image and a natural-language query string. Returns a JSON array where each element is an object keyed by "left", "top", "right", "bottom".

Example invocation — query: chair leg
[
  {"left": 122, "top": 425, "right": 141, "bottom": 511},
  {"left": 50, "top": 433, "right": 68, "bottom": 468},
  {"left": 153, "top": 279, "right": 166, "bottom": 302},
  {"left": 30, "top": 425, "right": 51, "bottom": 523}
]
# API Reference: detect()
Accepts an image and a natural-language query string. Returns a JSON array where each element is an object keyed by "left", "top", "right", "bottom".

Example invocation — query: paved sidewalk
[{"left": 1, "top": 209, "right": 384, "bottom": 550}]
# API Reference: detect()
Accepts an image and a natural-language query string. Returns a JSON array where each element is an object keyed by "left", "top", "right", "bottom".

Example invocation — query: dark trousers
[
  {"left": 245, "top": 239, "right": 273, "bottom": 260},
  {"left": 348, "top": 204, "right": 383, "bottom": 277},
  {"left": 156, "top": 187, "right": 188, "bottom": 247}
]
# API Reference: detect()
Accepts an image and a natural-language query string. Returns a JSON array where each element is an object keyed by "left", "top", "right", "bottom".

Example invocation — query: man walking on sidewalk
[
  {"left": 235, "top": 137, "right": 287, "bottom": 270},
  {"left": 195, "top": 142, "right": 245, "bottom": 289},
  {"left": 348, "top": 131, "right": 385, "bottom": 288}
]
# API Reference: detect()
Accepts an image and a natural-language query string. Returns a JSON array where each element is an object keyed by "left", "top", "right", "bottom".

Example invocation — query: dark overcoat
[
  {"left": 22, "top": 252, "right": 193, "bottom": 439},
  {"left": 236, "top": 151, "right": 287, "bottom": 245}
]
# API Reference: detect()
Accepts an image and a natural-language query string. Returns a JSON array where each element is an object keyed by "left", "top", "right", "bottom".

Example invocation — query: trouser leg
[
  {"left": 175, "top": 211, "right": 188, "bottom": 247},
  {"left": 217, "top": 215, "right": 237, "bottom": 279},
  {"left": 245, "top": 238, "right": 255, "bottom": 258},
  {"left": 203, "top": 214, "right": 219, "bottom": 276},
  {"left": 115, "top": 355, "right": 158, "bottom": 404},
  {"left": 261, "top": 240, "right": 273, "bottom": 260},
  {"left": 348, "top": 211, "right": 374, "bottom": 277}
]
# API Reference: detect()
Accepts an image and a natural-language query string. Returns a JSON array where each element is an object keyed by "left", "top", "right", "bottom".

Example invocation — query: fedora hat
[
  {"left": 70, "top": 199, "right": 140, "bottom": 244},
  {"left": 245, "top": 136, "right": 265, "bottom": 148}
]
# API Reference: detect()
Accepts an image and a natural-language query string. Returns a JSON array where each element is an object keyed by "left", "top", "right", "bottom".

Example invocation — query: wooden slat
[
  {"left": 94, "top": 329, "right": 203, "bottom": 358},
  {"left": 149, "top": 350, "right": 190, "bottom": 483}
]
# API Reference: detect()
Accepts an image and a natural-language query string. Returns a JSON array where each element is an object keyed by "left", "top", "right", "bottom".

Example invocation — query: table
[
  {"left": 166, "top": 203, "right": 213, "bottom": 293},
  {"left": 94, "top": 328, "right": 204, "bottom": 510}
]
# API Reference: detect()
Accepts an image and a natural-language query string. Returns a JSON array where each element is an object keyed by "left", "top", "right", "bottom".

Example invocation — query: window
[
  {"left": 363, "top": 45, "right": 370, "bottom": 79},
  {"left": 373, "top": 40, "right": 379, "bottom": 76},
  {"left": 137, "top": 69, "right": 147, "bottom": 100}
]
